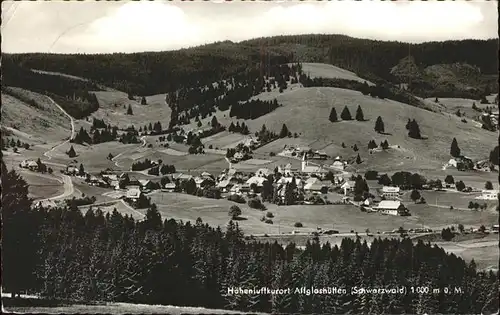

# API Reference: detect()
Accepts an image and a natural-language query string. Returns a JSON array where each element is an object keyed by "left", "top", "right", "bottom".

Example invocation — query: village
[{"left": 19, "top": 133, "right": 499, "bottom": 237}]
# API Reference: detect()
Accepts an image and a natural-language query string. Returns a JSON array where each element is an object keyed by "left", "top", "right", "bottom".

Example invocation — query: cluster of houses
[{"left": 281, "top": 145, "right": 329, "bottom": 161}]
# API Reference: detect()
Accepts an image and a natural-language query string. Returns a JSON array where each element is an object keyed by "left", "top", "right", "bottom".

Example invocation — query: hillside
[
  {"left": 191, "top": 84, "right": 496, "bottom": 173},
  {"left": 3, "top": 35, "right": 496, "bottom": 98},
  {"left": 1, "top": 87, "right": 71, "bottom": 143}
]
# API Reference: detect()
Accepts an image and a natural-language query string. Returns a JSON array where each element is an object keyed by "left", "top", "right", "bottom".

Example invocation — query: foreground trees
[{"left": 2, "top": 163, "right": 498, "bottom": 314}]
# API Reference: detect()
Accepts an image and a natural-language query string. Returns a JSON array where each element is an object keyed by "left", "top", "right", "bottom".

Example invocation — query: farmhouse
[
  {"left": 139, "top": 179, "right": 157, "bottom": 192},
  {"left": 381, "top": 186, "right": 401, "bottom": 200},
  {"left": 163, "top": 183, "right": 176, "bottom": 192},
  {"left": 304, "top": 179, "right": 329, "bottom": 194},
  {"left": 20, "top": 160, "right": 39, "bottom": 171},
  {"left": 217, "top": 179, "right": 234, "bottom": 192},
  {"left": 476, "top": 190, "right": 499, "bottom": 200},
  {"left": 374, "top": 200, "right": 409, "bottom": 216},
  {"left": 126, "top": 188, "right": 143, "bottom": 201},
  {"left": 194, "top": 176, "right": 214, "bottom": 189},
  {"left": 341, "top": 180, "right": 355, "bottom": 195}
]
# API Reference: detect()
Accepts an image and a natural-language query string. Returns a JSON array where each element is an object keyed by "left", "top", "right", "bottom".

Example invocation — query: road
[
  {"left": 35, "top": 96, "right": 76, "bottom": 205},
  {"left": 112, "top": 136, "right": 146, "bottom": 168},
  {"left": 42, "top": 96, "right": 75, "bottom": 161}
]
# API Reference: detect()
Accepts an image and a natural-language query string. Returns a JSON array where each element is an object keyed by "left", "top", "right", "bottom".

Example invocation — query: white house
[
  {"left": 341, "top": 181, "right": 355, "bottom": 195},
  {"left": 374, "top": 200, "right": 409, "bottom": 216},
  {"left": 246, "top": 176, "right": 268, "bottom": 187},
  {"left": 126, "top": 188, "right": 142, "bottom": 201},
  {"left": 476, "top": 190, "right": 499, "bottom": 200},
  {"left": 381, "top": 186, "right": 401, "bottom": 200},
  {"left": 164, "top": 183, "right": 176, "bottom": 192}
]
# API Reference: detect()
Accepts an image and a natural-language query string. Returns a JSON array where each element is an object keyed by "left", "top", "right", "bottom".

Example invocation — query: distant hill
[{"left": 2, "top": 34, "right": 497, "bottom": 98}]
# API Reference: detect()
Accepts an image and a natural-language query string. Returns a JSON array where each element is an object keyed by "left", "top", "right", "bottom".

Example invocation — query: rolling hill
[
  {"left": 3, "top": 35, "right": 496, "bottom": 98},
  {"left": 1, "top": 87, "right": 71, "bottom": 143}
]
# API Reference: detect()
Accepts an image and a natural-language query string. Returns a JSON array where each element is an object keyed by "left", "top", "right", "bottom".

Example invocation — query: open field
[
  {"left": 127, "top": 190, "right": 498, "bottom": 236},
  {"left": 415, "top": 190, "right": 498, "bottom": 210},
  {"left": 92, "top": 91, "right": 171, "bottom": 129},
  {"left": 202, "top": 131, "right": 249, "bottom": 149},
  {"left": 181, "top": 86, "right": 496, "bottom": 174},
  {"left": 1, "top": 87, "right": 70, "bottom": 143},
  {"left": 299, "top": 62, "right": 374, "bottom": 85},
  {"left": 20, "top": 171, "right": 65, "bottom": 200}
]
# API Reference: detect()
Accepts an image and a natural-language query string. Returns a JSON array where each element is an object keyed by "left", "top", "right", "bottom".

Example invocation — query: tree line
[{"left": 2, "top": 162, "right": 498, "bottom": 314}]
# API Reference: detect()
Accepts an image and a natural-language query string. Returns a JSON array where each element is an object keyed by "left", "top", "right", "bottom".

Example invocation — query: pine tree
[
  {"left": 211, "top": 116, "right": 219, "bottom": 129},
  {"left": 127, "top": 105, "right": 133, "bottom": 115},
  {"left": 355, "top": 105, "right": 365, "bottom": 121},
  {"left": 408, "top": 119, "right": 422, "bottom": 139},
  {"left": 67, "top": 145, "right": 76, "bottom": 158},
  {"left": 2, "top": 161, "right": 39, "bottom": 296},
  {"left": 79, "top": 163, "right": 85, "bottom": 176},
  {"left": 405, "top": 118, "right": 412, "bottom": 130},
  {"left": 279, "top": 124, "right": 289, "bottom": 138},
  {"left": 329, "top": 107, "right": 338, "bottom": 122},
  {"left": 450, "top": 138, "right": 461, "bottom": 157},
  {"left": 374, "top": 116, "right": 385, "bottom": 133},
  {"left": 356, "top": 153, "right": 362, "bottom": 164},
  {"left": 141, "top": 96, "right": 147, "bottom": 105},
  {"left": 341, "top": 106, "right": 352, "bottom": 120}
]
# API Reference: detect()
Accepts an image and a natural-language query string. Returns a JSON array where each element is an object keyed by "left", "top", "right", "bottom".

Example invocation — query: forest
[
  {"left": 2, "top": 58, "right": 100, "bottom": 119},
  {"left": 2, "top": 161, "right": 499, "bottom": 314},
  {"left": 3, "top": 35, "right": 496, "bottom": 98}
]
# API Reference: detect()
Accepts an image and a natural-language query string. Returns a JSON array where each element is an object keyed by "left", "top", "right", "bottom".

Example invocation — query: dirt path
[
  {"left": 36, "top": 96, "right": 76, "bottom": 205},
  {"left": 112, "top": 136, "right": 146, "bottom": 168},
  {"left": 42, "top": 96, "right": 75, "bottom": 161}
]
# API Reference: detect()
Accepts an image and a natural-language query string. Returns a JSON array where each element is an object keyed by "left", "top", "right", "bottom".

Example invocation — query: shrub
[
  {"left": 269, "top": 152, "right": 276, "bottom": 156},
  {"left": 227, "top": 194, "right": 246, "bottom": 204},
  {"left": 265, "top": 219, "right": 273, "bottom": 224},
  {"left": 248, "top": 198, "right": 266, "bottom": 210},
  {"left": 266, "top": 212, "right": 274, "bottom": 218},
  {"left": 229, "top": 205, "right": 242, "bottom": 219},
  {"left": 294, "top": 222, "right": 303, "bottom": 228}
]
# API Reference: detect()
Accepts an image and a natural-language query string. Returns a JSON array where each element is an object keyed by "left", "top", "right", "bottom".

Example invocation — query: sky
[{"left": 1, "top": 0, "right": 498, "bottom": 54}]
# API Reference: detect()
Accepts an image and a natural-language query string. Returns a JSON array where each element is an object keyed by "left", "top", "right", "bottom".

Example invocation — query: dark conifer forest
[
  {"left": 2, "top": 162, "right": 499, "bottom": 314},
  {"left": 2, "top": 35, "right": 496, "bottom": 99}
]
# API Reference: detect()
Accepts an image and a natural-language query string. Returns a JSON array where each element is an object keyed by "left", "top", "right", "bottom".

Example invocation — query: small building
[
  {"left": 126, "top": 188, "right": 143, "bottom": 201},
  {"left": 255, "top": 168, "right": 272, "bottom": 178},
  {"left": 164, "top": 183, "right": 176, "bottom": 192},
  {"left": 476, "top": 190, "right": 499, "bottom": 200},
  {"left": 194, "top": 176, "right": 213, "bottom": 189},
  {"left": 341, "top": 181, "right": 355, "bottom": 195},
  {"left": 139, "top": 179, "right": 157, "bottom": 191},
  {"left": 246, "top": 176, "right": 268, "bottom": 187},
  {"left": 20, "top": 160, "right": 38, "bottom": 170},
  {"left": 304, "top": 180, "right": 328, "bottom": 194},
  {"left": 375, "top": 200, "right": 409, "bottom": 216},
  {"left": 217, "top": 179, "right": 234, "bottom": 192},
  {"left": 381, "top": 186, "right": 401, "bottom": 200}
]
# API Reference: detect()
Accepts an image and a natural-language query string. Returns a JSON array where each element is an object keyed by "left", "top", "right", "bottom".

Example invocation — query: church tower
[{"left": 301, "top": 153, "right": 307, "bottom": 172}]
